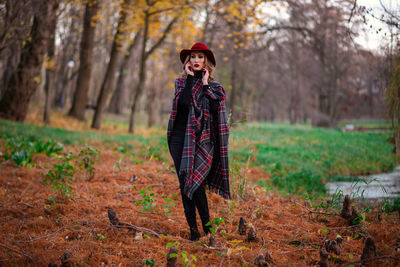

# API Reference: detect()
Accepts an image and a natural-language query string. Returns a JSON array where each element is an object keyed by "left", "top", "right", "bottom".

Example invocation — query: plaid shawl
[{"left": 167, "top": 77, "right": 231, "bottom": 200}]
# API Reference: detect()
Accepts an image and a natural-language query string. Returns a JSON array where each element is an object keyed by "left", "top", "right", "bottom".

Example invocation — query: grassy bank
[
  {"left": 0, "top": 120, "right": 169, "bottom": 165},
  {"left": 230, "top": 122, "right": 395, "bottom": 197}
]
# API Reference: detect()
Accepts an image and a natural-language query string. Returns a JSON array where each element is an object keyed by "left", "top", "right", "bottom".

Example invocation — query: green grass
[
  {"left": 0, "top": 120, "right": 396, "bottom": 198},
  {"left": 230, "top": 122, "right": 395, "bottom": 197},
  {"left": 0, "top": 120, "right": 162, "bottom": 145},
  {"left": 0, "top": 120, "right": 169, "bottom": 164}
]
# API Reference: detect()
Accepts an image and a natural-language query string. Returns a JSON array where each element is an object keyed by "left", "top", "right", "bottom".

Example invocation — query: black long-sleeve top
[{"left": 173, "top": 71, "right": 218, "bottom": 134}]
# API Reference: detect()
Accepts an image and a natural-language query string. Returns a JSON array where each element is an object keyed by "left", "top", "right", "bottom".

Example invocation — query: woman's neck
[{"left": 194, "top": 70, "right": 202, "bottom": 79}]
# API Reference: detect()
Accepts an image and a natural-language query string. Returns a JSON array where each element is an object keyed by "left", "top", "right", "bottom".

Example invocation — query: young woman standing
[{"left": 167, "top": 42, "right": 231, "bottom": 241}]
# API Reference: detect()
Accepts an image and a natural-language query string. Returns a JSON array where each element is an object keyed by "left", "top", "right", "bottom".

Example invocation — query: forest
[
  {"left": 0, "top": 0, "right": 396, "bottom": 128},
  {"left": 0, "top": 0, "right": 400, "bottom": 266}
]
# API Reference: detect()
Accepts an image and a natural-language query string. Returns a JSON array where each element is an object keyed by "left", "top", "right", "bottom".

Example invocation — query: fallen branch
[
  {"left": 326, "top": 224, "right": 362, "bottom": 230},
  {"left": 114, "top": 222, "right": 160, "bottom": 238},
  {"left": 0, "top": 242, "right": 33, "bottom": 260},
  {"left": 307, "top": 210, "right": 338, "bottom": 216},
  {"left": 277, "top": 248, "right": 319, "bottom": 254},
  {"left": 14, "top": 227, "right": 68, "bottom": 243},
  {"left": 296, "top": 202, "right": 338, "bottom": 216},
  {"left": 202, "top": 244, "right": 227, "bottom": 252},
  {"left": 134, "top": 210, "right": 179, "bottom": 222},
  {"left": 107, "top": 208, "right": 160, "bottom": 238},
  {"left": 258, "top": 236, "right": 266, "bottom": 255},
  {"left": 23, "top": 203, "right": 34, "bottom": 208},
  {"left": 133, "top": 183, "right": 166, "bottom": 187}
]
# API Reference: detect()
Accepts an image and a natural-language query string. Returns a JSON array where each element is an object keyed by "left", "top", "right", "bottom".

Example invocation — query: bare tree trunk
[
  {"left": 368, "top": 78, "right": 374, "bottom": 117},
  {"left": 128, "top": 10, "right": 150, "bottom": 133},
  {"left": 43, "top": 13, "right": 58, "bottom": 124},
  {"left": 129, "top": 28, "right": 148, "bottom": 133},
  {"left": 53, "top": 52, "right": 68, "bottom": 108},
  {"left": 229, "top": 54, "right": 238, "bottom": 124},
  {"left": 92, "top": 0, "right": 131, "bottom": 129},
  {"left": 52, "top": 5, "right": 82, "bottom": 109},
  {"left": 68, "top": 1, "right": 99, "bottom": 120},
  {"left": 108, "top": 30, "right": 141, "bottom": 114},
  {"left": 1, "top": 45, "right": 21, "bottom": 97},
  {"left": 0, "top": 0, "right": 59, "bottom": 121},
  {"left": 147, "top": 83, "right": 160, "bottom": 127},
  {"left": 0, "top": 0, "right": 33, "bottom": 97},
  {"left": 128, "top": 11, "right": 179, "bottom": 133},
  {"left": 200, "top": 1, "right": 212, "bottom": 44}
]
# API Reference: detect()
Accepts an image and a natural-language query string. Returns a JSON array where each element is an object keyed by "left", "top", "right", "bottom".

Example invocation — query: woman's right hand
[{"left": 185, "top": 62, "right": 194, "bottom": 76}]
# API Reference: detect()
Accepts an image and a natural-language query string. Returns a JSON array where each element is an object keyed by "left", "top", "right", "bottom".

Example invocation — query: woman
[{"left": 167, "top": 42, "right": 231, "bottom": 241}]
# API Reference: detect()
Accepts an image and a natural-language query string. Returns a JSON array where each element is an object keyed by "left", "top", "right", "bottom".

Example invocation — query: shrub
[
  {"left": 134, "top": 186, "right": 156, "bottom": 212},
  {"left": 1, "top": 136, "right": 63, "bottom": 166},
  {"left": 77, "top": 145, "right": 99, "bottom": 180},
  {"left": 44, "top": 152, "right": 77, "bottom": 198}
]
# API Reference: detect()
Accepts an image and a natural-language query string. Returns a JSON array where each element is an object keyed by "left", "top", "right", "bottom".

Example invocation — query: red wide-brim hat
[{"left": 180, "top": 42, "right": 216, "bottom": 66}]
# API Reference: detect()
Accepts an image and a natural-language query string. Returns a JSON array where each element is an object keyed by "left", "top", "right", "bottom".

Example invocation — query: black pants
[{"left": 169, "top": 131, "right": 210, "bottom": 233}]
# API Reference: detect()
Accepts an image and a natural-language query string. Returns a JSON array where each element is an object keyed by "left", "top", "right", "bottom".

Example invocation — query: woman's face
[{"left": 189, "top": 52, "right": 205, "bottom": 71}]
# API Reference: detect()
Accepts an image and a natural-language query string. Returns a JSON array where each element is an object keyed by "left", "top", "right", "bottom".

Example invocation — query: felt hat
[{"left": 180, "top": 42, "right": 216, "bottom": 66}]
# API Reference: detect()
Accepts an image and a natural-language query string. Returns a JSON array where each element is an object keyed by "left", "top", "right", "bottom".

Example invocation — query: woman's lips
[{"left": 194, "top": 64, "right": 199, "bottom": 67}]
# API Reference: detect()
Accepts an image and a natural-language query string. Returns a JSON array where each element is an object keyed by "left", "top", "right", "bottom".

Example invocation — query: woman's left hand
[{"left": 202, "top": 68, "right": 209, "bottom": 85}]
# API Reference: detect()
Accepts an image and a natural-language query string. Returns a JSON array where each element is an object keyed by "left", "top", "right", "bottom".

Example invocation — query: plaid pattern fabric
[{"left": 167, "top": 77, "right": 231, "bottom": 200}]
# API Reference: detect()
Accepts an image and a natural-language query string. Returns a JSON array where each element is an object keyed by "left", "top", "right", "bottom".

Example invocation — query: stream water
[{"left": 325, "top": 167, "right": 400, "bottom": 200}]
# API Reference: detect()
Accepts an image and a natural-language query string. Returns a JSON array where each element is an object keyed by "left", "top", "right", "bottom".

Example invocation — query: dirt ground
[{"left": 0, "top": 145, "right": 399, "bottom": 266}]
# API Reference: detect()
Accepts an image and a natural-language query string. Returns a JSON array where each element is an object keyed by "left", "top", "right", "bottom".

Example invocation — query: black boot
[
  {"left": 193, "top": 185, "right": 211, "bottom": 235},
  {"left": 189, "top": 227, "right": 200, "bottom": 241}
]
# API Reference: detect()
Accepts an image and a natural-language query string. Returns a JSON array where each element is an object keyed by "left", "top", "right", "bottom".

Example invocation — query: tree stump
[
  {"left": 166, "top": 246, "right": 178, "bottom": 267},
  {"left": 239, "top": 217, "right": 247, "bottom": 235},
  {"left": 340, "top": 195, "right": 352, "bottom": 219},
  {"left": 324, "top": 235, "right": 343, "bottom": 255},
  {"left": 247, "top": 226, "right": 258, "bottom": 242},
  {"left": 318, "top": 249, "right": 329, "bottom": 267},
  {"left": 60, "top": 249, "right": 73, "bottom": 267},
  {"left": 107, "top": 207, "right": 119, "bottom": 226},
  {"left": 361, "top": 237, "right": 377, "bottom": 265},
  {"left": 254, "top": 254, "right": 269, "bottom": 267},
  {"left": 209, "top": 235, "right": 217, "bottom": 247}
]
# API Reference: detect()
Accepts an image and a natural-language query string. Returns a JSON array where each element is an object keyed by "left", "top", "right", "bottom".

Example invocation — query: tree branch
[
  {"left": 14, "top": 227, "right": 68, "bottom": 243},
  {"left": 0, "top": 242, "right": 33, "bottom": 260},
  {"left": 107, "top": 208, "right": 160, "bottom": 238},
  {"left": 148, "top": 7, "right": 176, "bottom": 16},
  {"left": 256, "top": 25, "right": 313, "bottom": 37},
  {"left": 144, "top": 14, "right": 179, "bottom": 59},
  {"left": 347, "top": 0, "right": 357, "bottom": 23},
  {"left": 379, "top": 0, "right": 400, "bottom": 22},
  {"left": 113, "top": 222, "right": 161, "bottom": 237}
]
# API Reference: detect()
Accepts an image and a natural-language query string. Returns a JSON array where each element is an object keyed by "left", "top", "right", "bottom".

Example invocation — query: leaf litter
[{"left": 0, "top": 145, "right": 399, "bottom": 266}]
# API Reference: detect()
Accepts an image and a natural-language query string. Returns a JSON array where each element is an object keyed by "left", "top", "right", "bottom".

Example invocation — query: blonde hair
[{"left": 180, "top": 52, "right": 215, "bottom": 81}]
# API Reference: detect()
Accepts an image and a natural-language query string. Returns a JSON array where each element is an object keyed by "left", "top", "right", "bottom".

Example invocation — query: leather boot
[
  {"left": 193, "top": 185, "right": 211, "bottom": 235},
  {"left": 190, "top": 227, "right": 200, "bottom": 241}
]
